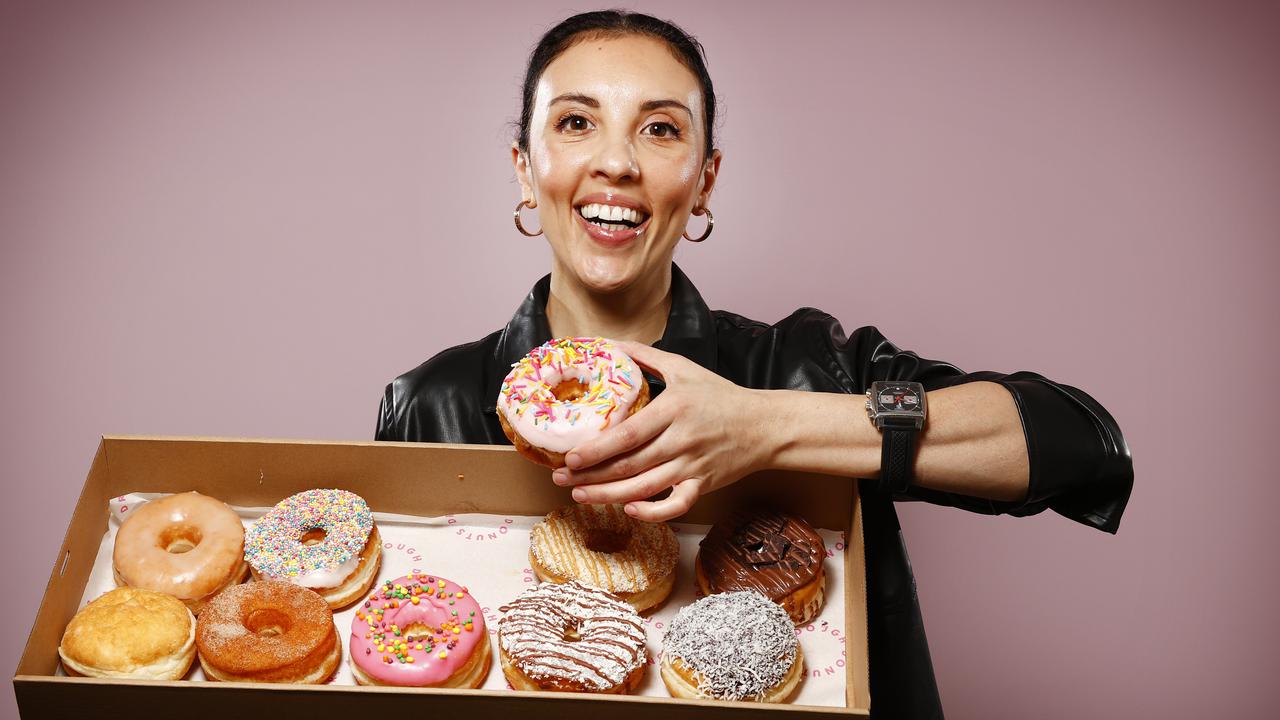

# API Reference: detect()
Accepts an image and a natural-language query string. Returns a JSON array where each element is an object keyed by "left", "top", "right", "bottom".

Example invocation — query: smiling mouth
[{"left": 576, "top": 203, "right": 651, "bottom": 232}]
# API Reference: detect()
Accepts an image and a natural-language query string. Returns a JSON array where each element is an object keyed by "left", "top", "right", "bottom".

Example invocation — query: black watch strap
[{"left": 879, "top": 424, "right": 917, "bottom": 495}]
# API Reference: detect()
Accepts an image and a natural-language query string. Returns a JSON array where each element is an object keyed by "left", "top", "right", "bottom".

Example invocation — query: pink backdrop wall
[{"left": 2, "top": 1, "right": 1277, "bottom": 718}]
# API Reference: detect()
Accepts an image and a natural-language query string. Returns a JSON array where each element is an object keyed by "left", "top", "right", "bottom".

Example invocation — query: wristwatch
[{"left": 864, "top": 381, "right": 927, "bottom": 494}]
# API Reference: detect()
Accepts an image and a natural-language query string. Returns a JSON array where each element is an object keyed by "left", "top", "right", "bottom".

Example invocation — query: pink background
[{"left": 2, "top": 1, "right": 1276, "bottom": 718}]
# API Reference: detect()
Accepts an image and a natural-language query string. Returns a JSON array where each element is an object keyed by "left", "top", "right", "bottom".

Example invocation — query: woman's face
[{"left": 514, "top": 35, "right": 720, "bottom": 296}]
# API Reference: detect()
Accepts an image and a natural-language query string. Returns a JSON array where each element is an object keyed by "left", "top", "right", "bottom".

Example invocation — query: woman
[{"left": 376, "top": 10, "right": 1132, "bottom": 719}]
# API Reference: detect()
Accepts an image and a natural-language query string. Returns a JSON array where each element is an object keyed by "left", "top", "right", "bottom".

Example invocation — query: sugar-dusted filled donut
[
  {"left": 348, "top": 574, "right": 491, "bottom": 688},
  {"left": 244, "top": 489, "right": 382, "bottom": 609},
  {"left": 112, "top": 491, "right": 249, "bottom": 614},
  {"left": 695, "top": 509, "right": 827, "bottom": 625},
  {"left": 660, "top": 591, "right": 804, "bottom": 703},
  {"left": 497, "top": 337, "right": 650, "bottom": 468},
  {"left": 59, "top": 587, "right": 196, "bottom": 680}
]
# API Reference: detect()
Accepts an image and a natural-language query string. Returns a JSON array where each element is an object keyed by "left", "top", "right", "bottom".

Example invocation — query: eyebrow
[{"left": 548, "top": 93, "right": 693, "bottom": 119}]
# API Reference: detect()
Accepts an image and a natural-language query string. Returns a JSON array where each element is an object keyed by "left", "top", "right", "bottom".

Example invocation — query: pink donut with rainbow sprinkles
[
  {"left": 349, "top": 574, "right": 491, "bottom": 688},
  {"left": 496, "top": 337, "right": 651, "bottom": 468}
]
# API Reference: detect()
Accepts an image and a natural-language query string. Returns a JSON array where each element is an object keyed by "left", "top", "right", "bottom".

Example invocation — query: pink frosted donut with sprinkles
[
  {"left": 244, "top": 489, "right": 382, "bottom": 609},
  {"left": 349, "top": 574, "right": 491, "bottom": 688},
  {"left": 497, "top": 337, "right": 650, "bottom": 468}
]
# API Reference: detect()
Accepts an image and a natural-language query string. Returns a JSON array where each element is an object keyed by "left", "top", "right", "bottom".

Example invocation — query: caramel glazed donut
[
  {"left": 196, "top": 580, "right": 340, "bottom": 683},
  {"left": 112, "top": 491, "right": 250, "bottom": 614},
  {"left": 498, "top": 580, "right": 647, "bottom": 694},
  {"left": 695, "top": 509, "right": 827, "bottom": 625},
  {"left": 59, "top": 587, "right": 196, "bottom": 680},
  {"left": 497, "top": 337, "right": 650, "bottom": 468},
  {"left": 244, "top": 489, "right": 382, "bottom": 609},
  {"left": 661, "top": 591, "right": 805, "bottom": 703},
  {"left": 529, "top": 503, "right": 678, "bottom": 613}
]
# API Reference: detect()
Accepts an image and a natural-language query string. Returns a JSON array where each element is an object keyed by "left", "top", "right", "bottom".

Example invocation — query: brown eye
[
  {"left": 555, "top": 114, "right": 593, "bottom": 133},
  {"left": 645, "top": 122, "right": 681, "bottom": 139}
]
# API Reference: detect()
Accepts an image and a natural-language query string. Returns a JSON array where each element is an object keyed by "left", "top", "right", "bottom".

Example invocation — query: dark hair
[{"left": 517, "top": 10, "right": 717, "bottom": 161}]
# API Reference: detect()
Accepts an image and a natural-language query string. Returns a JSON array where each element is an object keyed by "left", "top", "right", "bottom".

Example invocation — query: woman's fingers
[
  {"left": 622, "top": 477, "right": 703, "bottom": 522},
  {"left": 612, "top": 340, "right": 687, "bottom": 381},
  {"left": 565, "top": 399, "right": 671, "bottom": 470},
  {"left": 568, "top": 464, "right": 679, "bottom": 505},
  {"left": 554, "top": 437, "right": 675, "bottom": 486}
]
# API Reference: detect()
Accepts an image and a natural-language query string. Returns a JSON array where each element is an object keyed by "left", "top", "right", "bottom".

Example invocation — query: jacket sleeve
[
  {"left": 375, "top": 383, "right": 399, "bottom": 441},
  {"left": 804, "top": 311, "right": 1133, "bottom": 534}
]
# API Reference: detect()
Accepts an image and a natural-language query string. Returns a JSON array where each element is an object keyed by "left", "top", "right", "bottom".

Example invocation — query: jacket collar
[{"left": 483, "top": 263, "right": 718, "bottom": 412}]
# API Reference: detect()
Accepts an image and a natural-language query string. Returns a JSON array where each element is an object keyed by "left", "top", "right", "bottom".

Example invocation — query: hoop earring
[
  {"left": 514, "top": 199, "right": 542, "bottom": 237},
  {"left": 682, "top": 207, "right": 714, "bottom": 242}
]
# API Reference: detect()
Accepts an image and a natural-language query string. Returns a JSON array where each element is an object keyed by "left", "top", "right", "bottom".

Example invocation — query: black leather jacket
[{"left": 376, "top": 264, "right": 1133, "bottom": 719}]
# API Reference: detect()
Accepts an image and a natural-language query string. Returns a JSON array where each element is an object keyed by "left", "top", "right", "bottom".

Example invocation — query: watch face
[{"left": 875, "top": 384, "right": 923, "bottom": 413}]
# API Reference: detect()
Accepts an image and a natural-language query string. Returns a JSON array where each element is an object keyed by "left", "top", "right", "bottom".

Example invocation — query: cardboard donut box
[{"left": 13, "top": 436, "right": 871, "bottom": 719}]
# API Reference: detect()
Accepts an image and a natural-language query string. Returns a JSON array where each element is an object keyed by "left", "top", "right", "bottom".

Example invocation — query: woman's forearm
[{"left": 757, "top": 381, "right": 1030, "bottom": 501}]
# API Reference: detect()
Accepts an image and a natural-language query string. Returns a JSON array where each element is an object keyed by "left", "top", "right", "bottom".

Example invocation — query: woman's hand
[{"left": 551, "top": 340, "right": 772, "bottom": 521}]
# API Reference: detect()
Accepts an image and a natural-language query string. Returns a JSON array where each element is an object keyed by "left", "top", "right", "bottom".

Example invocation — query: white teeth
[{"left": 577, "top": 203, "right": 646, "bottom": 224}]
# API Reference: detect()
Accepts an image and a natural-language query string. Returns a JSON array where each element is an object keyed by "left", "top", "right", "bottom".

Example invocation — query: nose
[{"left": 589, "top": 130, "right": 640, "bottom": 183}]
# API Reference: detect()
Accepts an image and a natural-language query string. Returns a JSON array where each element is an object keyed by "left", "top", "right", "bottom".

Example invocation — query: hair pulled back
[{"left": 517, "top": 10, "right": 717, "bottom": 161}]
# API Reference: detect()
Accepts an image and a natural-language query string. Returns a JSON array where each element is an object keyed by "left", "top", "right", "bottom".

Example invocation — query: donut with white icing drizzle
[
  {"left": 497, "top": 337, "right": 650, "bottom": 468},
  {"left": 660, "top": 591, "right": 805, "bottom": 703},
  {"left": 497, "top": 580, "right": 647, "bottom": 694},
  {"left": 529, "top": 503, "right": 678, "bottom": 613}
]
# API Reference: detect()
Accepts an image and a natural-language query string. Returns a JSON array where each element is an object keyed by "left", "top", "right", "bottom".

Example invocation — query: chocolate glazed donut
[{"left": 694, "top": 510, "right": 827, "bottom": 625}]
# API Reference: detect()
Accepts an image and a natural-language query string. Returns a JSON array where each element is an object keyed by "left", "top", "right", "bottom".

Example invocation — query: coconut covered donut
[
  {"left": 660, "top": 591, "right": 805, "bottom": 703},
  {"left": 244, "top": 489, "right": 382, "bottom": 609},
  {"left": 497, "top": 580, "right": 647, "bottom": 694},
  {"left": 529, "top": 503, "right": 678, "bottom": 613},
  {"left": 497, "top": 337, "right": 650, "bottom": 468}
]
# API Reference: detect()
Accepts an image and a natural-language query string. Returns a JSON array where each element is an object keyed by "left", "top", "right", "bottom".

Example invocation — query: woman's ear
[
  {"left": 696, "top": 149, "right": 723, "bottom": 211},
  {"left": 511, "top": 143, "right": 536, "bottom": 206}
]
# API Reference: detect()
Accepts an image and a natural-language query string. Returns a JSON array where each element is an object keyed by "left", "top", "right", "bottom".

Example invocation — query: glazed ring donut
[
  {"left": 497, "top": 580, "right": 646, "bottom": 694},
  {"left": 244, "top": 489, "right": 382, "bottom": 609},
  {"left": 497, "top": 337, "right": 650, "bottom": 468},
  {"left": 59, "top": 587, "right": 196, "bottom": 680},
  {"left": 529, "top": 503, "right": 678, "bottom": 613},
  {"left": 660, "top": 591, "right": 804, "bottom": 703},
  {"left": 695, "top": 509, "right": 827, "bottom": 625},
  {"left": 349, "top": 574, "right": 491, "bottom": 688},
  {"left": 195, "top": 579, "right": 340, "bottom": 684},
  {"left": 112, "top": 491, "right": 249, "bottom": 614}
]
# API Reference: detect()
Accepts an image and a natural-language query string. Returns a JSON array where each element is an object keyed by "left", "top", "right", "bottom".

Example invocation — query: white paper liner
[{"left": 63, "top": 492, "right": 851, "bottom": 706}]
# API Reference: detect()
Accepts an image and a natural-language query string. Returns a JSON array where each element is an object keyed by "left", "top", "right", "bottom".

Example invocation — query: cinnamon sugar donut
[
  {"left": 695, "top": 509, "right": 827, "bottom": 625},
  {"left": 112, "top": 491, "right": 248, "bottom": 614},
  {"left": 529, "top": 503, "right": 678, "bottom": 613},
  {"left": 196, "top": 580, "right": 340, "bottom": 684},
  {"left": 660, "top": 591, "right": 804, "bottom": 703},
  {"left": 497, "top": 580, "right": 646, "bottom": 694},
  {"left": 497, "top": 337, "right": 650, "bottom": 468}
]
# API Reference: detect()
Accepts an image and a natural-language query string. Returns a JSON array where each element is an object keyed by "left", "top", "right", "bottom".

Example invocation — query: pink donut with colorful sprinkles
[
  {"left": 349, "top": 574, "right": 491, "bottom": 688},
  {"left": 497, "top": 337, "right": 650, "bottom": 468}
]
